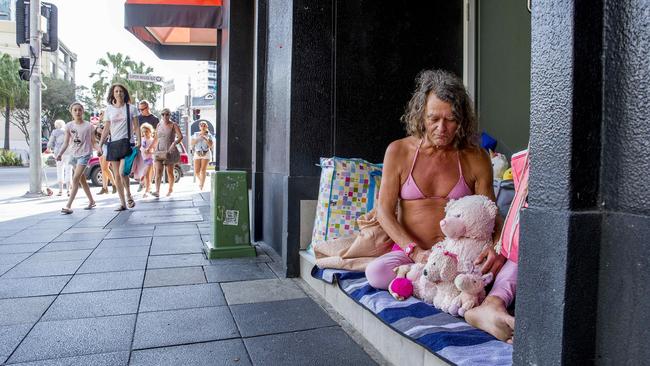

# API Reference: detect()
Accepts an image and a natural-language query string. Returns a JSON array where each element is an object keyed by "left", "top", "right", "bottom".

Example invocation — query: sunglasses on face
[
  {"left": 162, "top": 113, "right": 170, "bottom": 116},
  {"left": 139, "top": 108, "right": 147, "bottom": 112}
]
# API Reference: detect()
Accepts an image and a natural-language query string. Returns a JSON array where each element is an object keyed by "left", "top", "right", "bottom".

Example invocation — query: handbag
[
  {"left": 493, "top": 179, "right": 515, "bottom": 217},
  {"left": 123, "top": 147, "right": 138, "bottom": 176},
  {"left": 106, "top": 104, "right": 132, "bottom": 161},
  {"left": 497, "top": 149, "right": 529, "bottom": 263},
  {"left": 309, "top": 157, "right": 383, "bottom": 254},
  {"left": 156, "top": 146, "right": 180, "bottom": 163}
]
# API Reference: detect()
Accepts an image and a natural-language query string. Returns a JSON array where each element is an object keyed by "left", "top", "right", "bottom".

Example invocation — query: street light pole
[{"left": 28, "top": 0, "right": 42, "bottom": 195}]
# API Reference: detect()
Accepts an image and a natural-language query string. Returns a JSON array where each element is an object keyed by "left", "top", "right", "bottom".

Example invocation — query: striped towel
[{"left": 312, "top": 267, "right": 513, "bottom": 366}]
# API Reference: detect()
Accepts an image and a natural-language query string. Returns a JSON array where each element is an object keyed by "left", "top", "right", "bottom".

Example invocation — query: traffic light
[
  {"left": 192, "top": 109, "right": 200, "bottom": 121},
  {"left": 18, "top": 56, "right": 30, "bottom": 81},
  {"left": 15, "top": 1, "right": 59, "bottom": 52}
]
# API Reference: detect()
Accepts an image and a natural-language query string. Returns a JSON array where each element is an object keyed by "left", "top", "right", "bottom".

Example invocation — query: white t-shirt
[{"left": 103, "top": 104, "right": 137, "bottom": 141}]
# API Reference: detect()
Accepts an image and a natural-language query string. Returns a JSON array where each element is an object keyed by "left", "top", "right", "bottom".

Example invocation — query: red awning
[{"left": 124, "top": 0, "right": 222, "bottom": 60}]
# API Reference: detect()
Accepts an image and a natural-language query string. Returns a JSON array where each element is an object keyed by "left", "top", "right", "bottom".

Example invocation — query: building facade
[
  {"left": 124, "top": 0, "right": 649, "bottom": 363},
  {"left": 191, "top": 61, "right": 217, "bottom": 97}
]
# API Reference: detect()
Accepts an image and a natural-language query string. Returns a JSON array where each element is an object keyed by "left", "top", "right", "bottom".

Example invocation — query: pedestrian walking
[
  {"left": 137, "top": 100, "right": 159, "bottom": 129},
  {"left": 139, "top": 123, "right": 155, "bottom": 198},
  {"left": 191, "top": 120, "right": 214, "bottom": 190},
  {"left": 47, "top": 119, "right": 72, "bottom": 196},
  {"left": 95, "top": 112, "right": 117, "bottom": 195},
  {"left": 56, "top": 102, "right": 98, "bottom": 214},
  {"left": 136, "top": 100, "right": 159, "bottom": 193},
  {"left": 98, "top": 84, "right": 141, "bottom": 211},
  {"left": 152, "top": 108, "right": 182, "bottom": 198}
]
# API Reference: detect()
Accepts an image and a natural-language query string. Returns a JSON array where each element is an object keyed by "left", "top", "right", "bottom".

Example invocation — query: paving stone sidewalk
[{"left": 0, "top": 191, "right": 381, "bottom": 366}]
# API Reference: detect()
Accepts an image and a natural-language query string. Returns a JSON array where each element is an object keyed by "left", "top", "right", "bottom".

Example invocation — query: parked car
[{"left": 85, "top": 143, "right": 191, "bottom": 187}]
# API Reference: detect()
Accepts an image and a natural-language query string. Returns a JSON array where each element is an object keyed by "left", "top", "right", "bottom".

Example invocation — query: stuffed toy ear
[
  {"left": 482, "top": 198, "right": 498, "bottom": 219},
  {"left": 445, "top": 199, "right": 457, "bottom": 213},
  {"left": 482, "top": 272, "right": 494, "bottom": 286}
]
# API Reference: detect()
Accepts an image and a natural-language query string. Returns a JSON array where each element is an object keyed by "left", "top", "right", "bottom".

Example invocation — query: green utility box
[{"left": 204, "top": 171, "right": 256, "bottom": 259}]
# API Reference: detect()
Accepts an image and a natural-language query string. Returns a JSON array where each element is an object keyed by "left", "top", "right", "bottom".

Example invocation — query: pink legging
[
  {"left": 365, "top": 252, "right": 518, "bottom": 308},
  {"left": 487, "top": 259, "right": 517, "bottom": 307},
  {"left": 365, "top": 250, "right": 413, "bottom": 290}
]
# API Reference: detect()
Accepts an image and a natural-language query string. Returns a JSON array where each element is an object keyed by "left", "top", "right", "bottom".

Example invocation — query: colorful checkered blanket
[{"left": 312, "top": 267, "right": 513, "bottom": 366}]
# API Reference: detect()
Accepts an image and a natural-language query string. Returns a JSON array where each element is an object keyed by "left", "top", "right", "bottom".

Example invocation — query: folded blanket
[
  {"left": 312, "top": 267, "right": 513, "bottom": 366},
  {"left": 314, "top": 209, "right": 393, "bottom": 272}
]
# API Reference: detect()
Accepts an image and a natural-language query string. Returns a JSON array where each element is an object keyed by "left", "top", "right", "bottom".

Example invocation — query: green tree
[
  {"left": 76, "top": 85, "right": 100, "bottom": 117},
  {"left": 42, "top": 76, "right": 76, "bottom": 134},
  {"left": 0, "top": 53, "right": 29, "bottom": 149},
  {"left": 89, "top": 52, "right": 162, "bottom": 107}
]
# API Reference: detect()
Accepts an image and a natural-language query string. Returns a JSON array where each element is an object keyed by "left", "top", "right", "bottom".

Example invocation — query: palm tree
[
  {"left": 89, "top": 52, "right": 161, "bottom": 107},
  {"left": 0, "top": 53, "right": 28, "bottom": 150}
]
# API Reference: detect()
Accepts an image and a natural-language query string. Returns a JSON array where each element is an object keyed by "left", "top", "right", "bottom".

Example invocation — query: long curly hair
[
  {"left": 401, "top": 69, "right": 477, "bottom": 149},
  {"left": 106, "top": 83, "right": 131, "bottom": 105}
]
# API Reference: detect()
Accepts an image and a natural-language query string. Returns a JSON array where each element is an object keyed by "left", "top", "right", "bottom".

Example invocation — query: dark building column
[
  {"left": 251, "top": 0, "right": 267, "bottom": 241},
  {"left": 262, "top": 0, "right": 463, "bottom": 276},
  {"left": 516, "top": 0, "right": 649, "bottom": 364},
  {"left": 218, "top": 0, "right": 254, "bottom": 173}
]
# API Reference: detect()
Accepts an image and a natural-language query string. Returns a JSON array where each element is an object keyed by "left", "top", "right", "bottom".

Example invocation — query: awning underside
[{"left": 124, "top": 0, "right": 221, "bottom": 60}]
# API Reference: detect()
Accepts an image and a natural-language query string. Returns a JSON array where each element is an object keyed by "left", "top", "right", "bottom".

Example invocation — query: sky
[{"left": 48, "top": 0, "right": 198, "bottom": 110}]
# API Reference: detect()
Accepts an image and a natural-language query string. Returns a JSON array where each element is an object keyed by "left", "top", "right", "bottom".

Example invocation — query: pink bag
[
  {"left": 131, "top": 150, "right": 147, "bottom": 180},
  {"left": 499, "top": 149, "right": 529, "bottom": 263}
]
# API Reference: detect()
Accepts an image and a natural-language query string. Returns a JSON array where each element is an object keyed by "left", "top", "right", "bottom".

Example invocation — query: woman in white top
[
  {"left": 56, "top": 102, "right": 99, "bottom": 214},
  {"left": 98, "top": 84, "right": 141, "bottom": 211},
  {"left": 47, "top": 119, "right": 72, "bottom": 196},
  {"left": 191, "top": 121, "right": 214, "bottom": 190}
]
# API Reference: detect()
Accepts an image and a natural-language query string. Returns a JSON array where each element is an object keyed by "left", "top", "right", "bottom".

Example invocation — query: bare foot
[
  {"left": 465, "top": 296, "right": 515, "bottom": 342},
  {"left": 166, "top": 190, "right": 173, "bottom": 197}
]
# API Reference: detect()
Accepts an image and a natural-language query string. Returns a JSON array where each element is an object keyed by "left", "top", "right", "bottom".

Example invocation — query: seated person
[{"left": 365, "top": 69, "right": 509, "bottom": 336}]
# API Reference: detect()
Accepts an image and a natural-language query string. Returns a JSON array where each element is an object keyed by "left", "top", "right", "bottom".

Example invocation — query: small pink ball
[{"left": 389, "top": 278, "right": 413, "bottom": 299}]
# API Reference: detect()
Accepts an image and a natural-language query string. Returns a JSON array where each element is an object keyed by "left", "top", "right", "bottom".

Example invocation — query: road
[{"left": 0, "top": 167, "right": 59, "bottom": 199}]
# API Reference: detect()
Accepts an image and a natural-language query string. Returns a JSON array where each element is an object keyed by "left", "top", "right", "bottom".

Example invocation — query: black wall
[
  {"left": 515, "top": 0, "right": 650, "bottom": 364},
  {"left": 596, "top": 0, "right": 650, "bottom": 363},
  {"left": 261, "top": 0, "right": 463, "bottom": 275},
  {"left": 219, "top": 0, "right": 254, "bottom": 172}
]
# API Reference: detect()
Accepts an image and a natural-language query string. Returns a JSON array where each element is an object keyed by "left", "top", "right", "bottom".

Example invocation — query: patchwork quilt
[{"left": 312, "top": 267, "right": 513, "bottom": 366}]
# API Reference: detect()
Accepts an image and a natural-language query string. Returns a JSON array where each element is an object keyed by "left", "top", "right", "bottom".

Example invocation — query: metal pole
[{"left": 28, "top": 0, "right": 42, "bottom": 194}]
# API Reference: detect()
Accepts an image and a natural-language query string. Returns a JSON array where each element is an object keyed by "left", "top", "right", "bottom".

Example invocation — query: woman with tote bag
[{"left": 97, "top": 84, "right": 141, "bottom": 211}]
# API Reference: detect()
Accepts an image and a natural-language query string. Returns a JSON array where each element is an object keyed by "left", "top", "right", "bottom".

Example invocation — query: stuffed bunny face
[
  {"left": 454, "top": 272, "right": 493, "bottom": 295},
  {"left": 440, "top": 195, "right": 498, "bottom": 241}
]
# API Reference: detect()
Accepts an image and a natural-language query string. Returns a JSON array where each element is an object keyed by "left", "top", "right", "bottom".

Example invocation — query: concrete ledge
[{"left": 299, "top": 251, "right": 448, "bottom": 366}]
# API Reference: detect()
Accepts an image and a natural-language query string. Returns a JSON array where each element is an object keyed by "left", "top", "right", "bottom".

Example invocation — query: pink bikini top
[{"left": 400, "top": 139, "right": 472, "bottom": 200}]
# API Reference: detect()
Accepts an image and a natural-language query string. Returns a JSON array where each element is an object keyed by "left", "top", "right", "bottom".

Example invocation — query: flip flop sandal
[
  {"left": 114, "top": 206, "right": 127, "bottom": 212},
  {"left": 84, "top": 202, "right": 96, "bottom": 210},
  {"left": 151, "top": 192, "right": 160, "bottom": 198},
  {"left": 60, "top": 208, "right": 73, "bottom": 215},
  {"left": 127, "top": 198, "right": 135, "bottom": 209}
]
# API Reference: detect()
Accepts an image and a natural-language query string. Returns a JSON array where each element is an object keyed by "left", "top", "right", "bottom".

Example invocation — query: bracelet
[{"left": 404, "top": 242, "right": 417, "bottom": 256}]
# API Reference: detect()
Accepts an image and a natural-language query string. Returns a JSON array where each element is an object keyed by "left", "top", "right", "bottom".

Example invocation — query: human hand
[
  {"left": 411, "top": 247, "right": 431, "bottom": 264},
  {"left": 474, "top": 247, "right": 506, "bottom": 277},
  {"left": 55, "top": 154, "right": 61, "bottom": 161},
  {"left": 96, "top": 148, "right": 102, "bottom": 157}
]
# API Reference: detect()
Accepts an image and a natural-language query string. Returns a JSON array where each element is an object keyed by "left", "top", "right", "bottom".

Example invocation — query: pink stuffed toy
[
  {"left": 387, "top": 195, "right": 498, "bottom": 316},
  {"left": 388, "top": 266, "right": 413, "bottom": 301},
  {"left": 449, "top": 272, "right": 494, "bottom": 316}
]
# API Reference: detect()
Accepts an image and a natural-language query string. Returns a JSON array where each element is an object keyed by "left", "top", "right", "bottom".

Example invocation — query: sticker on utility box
[{"left": 223, "top": 210, "right": 240, "bottom": 226}]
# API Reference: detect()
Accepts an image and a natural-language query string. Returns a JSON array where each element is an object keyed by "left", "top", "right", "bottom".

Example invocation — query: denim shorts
[{"left": 69, "top": 154, "right": 91, "bottom": 166}]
